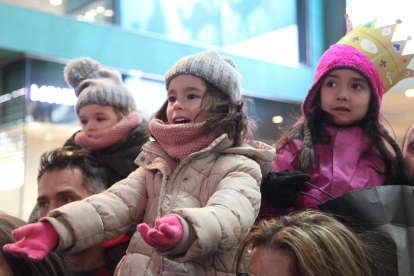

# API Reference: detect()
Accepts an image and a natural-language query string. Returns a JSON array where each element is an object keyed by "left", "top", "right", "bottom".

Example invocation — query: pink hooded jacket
[
  {"left": 260, "top": 44, "right": 388, "bottom": 218},
  {"left": 260, "top": 126, "right": 386, "bottom": 217}
]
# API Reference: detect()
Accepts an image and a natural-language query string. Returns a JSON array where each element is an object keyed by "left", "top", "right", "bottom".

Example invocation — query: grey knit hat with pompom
[
  {"left": 64, "top": 57, "right": 137, "bottom": 114},
  {"left": 165, "top": 50, "right": 242, "bottom": 101}
]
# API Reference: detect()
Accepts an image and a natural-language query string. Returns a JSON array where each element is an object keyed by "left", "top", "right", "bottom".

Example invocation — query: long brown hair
[
  {"left": 276, "top": 89, "right": 405, "bottom": 185},
  {"left": 153, "top": 80, "right": 256, "bottom": 146},
  {"left": 0, "top": 214, "right": 72, "bottom": 276},
  {"left": 235, "top": 211, "right": 372, "bottom": 276}
]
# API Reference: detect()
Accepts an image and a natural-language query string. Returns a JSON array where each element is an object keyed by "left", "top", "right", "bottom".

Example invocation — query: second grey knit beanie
[{"left": 64, "top": 57, "right": 137, "bottom": 114}]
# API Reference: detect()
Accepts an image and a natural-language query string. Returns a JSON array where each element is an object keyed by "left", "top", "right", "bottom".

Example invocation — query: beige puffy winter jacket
[{"left": 42, "top": 135, "right": 275, "bottom": 276}]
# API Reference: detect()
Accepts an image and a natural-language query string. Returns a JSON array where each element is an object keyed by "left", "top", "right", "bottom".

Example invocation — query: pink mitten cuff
[
  {"left": 137, "top": 215, "right": 183, "bottom": 251},
  {"left": 155, "top": 215, "right": 196, "bottom": 257},
  {"left": 40, "top": 216, "right": 76, "bottom": 252},
  {"left": 3, "top": 222, "right": 59, "bottom": 261}
]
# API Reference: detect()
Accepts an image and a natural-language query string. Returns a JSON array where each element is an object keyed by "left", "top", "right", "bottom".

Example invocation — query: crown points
[{"left": 337, "top": 16, "right": 414, "bottom": 93}]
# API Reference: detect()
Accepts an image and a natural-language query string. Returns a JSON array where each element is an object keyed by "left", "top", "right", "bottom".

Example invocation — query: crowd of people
[{"left": 1, "top": 16, "right": 413, "bottom": 276}]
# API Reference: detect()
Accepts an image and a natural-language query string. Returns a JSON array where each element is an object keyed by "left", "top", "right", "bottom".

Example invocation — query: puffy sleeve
[
  {"left": 40, "top": 167, "right": 148, "bottom": 254},
  {"left": 167, "top": 154, "right": 262, "bottom": 263}
]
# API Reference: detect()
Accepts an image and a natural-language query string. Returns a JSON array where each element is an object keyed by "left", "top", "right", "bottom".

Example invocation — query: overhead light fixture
[
  {"left": 96, "top": 6, "right": 105, "bottom": 13},
  {"left": 405, "top": 89, "right": 414, "bottom": 97},
  {"left": 77, "top": 15, "right": 83, "bottom": 21},
  {"left": 272, "top": 116, "right": 284, "bottom": 124},
  {"left": 104, "top": 10, "right": 114, "bottom": 17},
  {"left": 50, "top": 0, "right": 62, "bottom": 6}
]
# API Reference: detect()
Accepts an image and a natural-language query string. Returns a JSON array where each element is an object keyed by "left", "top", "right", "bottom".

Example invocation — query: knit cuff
[
  {"left": 155, "top": 215, "right": 196, "bottom": 257},
  {"left": 40, "top": 216, "right": 76, "bottom": 253}
]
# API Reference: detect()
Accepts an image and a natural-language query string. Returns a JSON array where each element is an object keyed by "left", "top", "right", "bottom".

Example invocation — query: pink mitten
[
  {"left": 137, "top": 216, "right": 183, "bottom": 251},
  {"left": 3, "top": 222, "right": 59, "bottom": 261}
]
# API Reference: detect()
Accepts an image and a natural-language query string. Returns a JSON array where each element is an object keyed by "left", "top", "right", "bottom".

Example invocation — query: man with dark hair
[
  {"left": 35, "top": 148, "right": 111, "bottom": 276},
  {"left": 36, "top": 149, "right": 108, "bottom": 218}
]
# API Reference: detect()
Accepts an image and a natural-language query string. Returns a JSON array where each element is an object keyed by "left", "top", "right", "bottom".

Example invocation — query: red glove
[
  {"left": 137, "top": 216, "right": 183, "bottom": 251},
  {"left": 3, "top": 222, "right": 59, "bottom": 261}
]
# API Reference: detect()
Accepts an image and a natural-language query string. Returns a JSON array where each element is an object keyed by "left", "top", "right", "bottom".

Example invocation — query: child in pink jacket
[{"left": 261, "top": 23, "right": 408, "bottom": 217}]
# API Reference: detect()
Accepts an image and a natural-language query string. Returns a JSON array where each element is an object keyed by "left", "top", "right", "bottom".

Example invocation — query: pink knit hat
[{"left": 302, "top": 44, "right": 384, "bottom": 117}]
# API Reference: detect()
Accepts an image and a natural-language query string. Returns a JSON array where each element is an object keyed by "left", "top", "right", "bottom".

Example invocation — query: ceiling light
[
  {"left": 77, "top": 15, "right": 83, "bottom": 21},
  {"left": 29, "top": 122, "right": 41, "bottom": 130},
  {"left": 89, "top": 9, "right": 97, "bottom": 16},
  {"left": 104, "top": 10, "right": 114, "bottom": 17},
  {"left": 272, "top": 116, "right": 284, "bottom": 124},
  {"left": 405, "top": 89, "right": 414, "bottom": 97},
  {"left": 50, "top": 0, "right": 62, "bottom": 6},
  {"left": 96, "top": 6, "right": 105, "bottom": 13}
]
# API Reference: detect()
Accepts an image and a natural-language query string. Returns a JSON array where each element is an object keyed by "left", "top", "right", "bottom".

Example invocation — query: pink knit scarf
[
  {"left": 75, "top": 112, "right": 143, "bottom": 151},
  {"left": 149, "top": 119, "right": 219, "bottom": 161}
]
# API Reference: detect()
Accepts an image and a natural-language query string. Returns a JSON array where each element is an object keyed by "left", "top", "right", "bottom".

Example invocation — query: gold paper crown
[{"left": 337, "top": 17, "right": 414, "bottom": 93}]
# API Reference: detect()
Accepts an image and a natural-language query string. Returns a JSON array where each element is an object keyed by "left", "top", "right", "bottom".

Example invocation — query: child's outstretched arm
[{"left": 6, "top": 167, "right": 149, "bottom": 257}]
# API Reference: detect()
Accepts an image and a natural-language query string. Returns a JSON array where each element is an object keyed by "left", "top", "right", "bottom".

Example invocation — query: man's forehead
[{"left": 38, "top": 168, "right": 83, "bottom": 191}]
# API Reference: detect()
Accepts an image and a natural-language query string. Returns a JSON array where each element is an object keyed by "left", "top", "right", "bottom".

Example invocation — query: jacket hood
[{"left": 219, "top": 139, "right": 276, "bottom": 176}]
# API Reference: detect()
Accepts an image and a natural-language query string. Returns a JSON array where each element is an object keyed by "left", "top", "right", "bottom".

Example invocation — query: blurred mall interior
[{"left": 0, "top": 0, "right": 413, "bottom": 220}]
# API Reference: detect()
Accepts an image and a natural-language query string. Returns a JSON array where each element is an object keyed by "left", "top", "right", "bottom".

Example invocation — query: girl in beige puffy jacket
[{"left": 4, "top": 50, "right": 275, "bottom": 276}]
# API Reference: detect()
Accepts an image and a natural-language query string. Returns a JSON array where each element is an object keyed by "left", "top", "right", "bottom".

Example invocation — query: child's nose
[
  {"left": 173, "top": 100, "right": 183, "bottom": 110},
  {"left": 336, "top": 88, "right": 350, "bottom": 101},
  {"left": 87, "top": 122, "right": 96, "bottom": 131}
]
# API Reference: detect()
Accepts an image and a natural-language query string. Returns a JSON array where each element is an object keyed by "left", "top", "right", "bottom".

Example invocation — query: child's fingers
[
  {"left": 154, "top": 217, "right": 162, "bottom": 229},
  {"left": 3, "top": 243, "right": 27, "bottom": 254},
  {"left": 158, "top": 223, "right": 174, "bottom": 237},
  {"left": 137, "top": 223, "right": 150, "bottom": 238},
  {"left": 148, "top": 228, "right": 165, "bottom": 241},
  {"left": 2, "top": 243, "right": 14, "bottom": 253},
  {"left": 12, "top": 225, "right": 34, "bottom": 240},
  {"left": 27, "top": 250, "right": 46, "bottom": 261},
  {"left": 4, "top": 244, "right": 29, "bottom": 259}
]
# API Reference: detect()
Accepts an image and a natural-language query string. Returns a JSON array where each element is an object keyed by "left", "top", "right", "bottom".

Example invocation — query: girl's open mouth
[{"left": 174, "top": 118, "right": 191, "bottom": 124}]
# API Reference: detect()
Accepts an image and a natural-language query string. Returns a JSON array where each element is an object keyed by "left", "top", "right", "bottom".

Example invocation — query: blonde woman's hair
[{"left": 235, "top": 211, "right": 372, "bottom": 276}]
